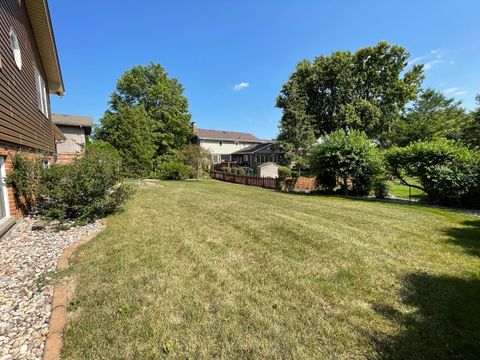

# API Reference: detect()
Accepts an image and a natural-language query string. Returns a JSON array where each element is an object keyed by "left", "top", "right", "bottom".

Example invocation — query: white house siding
[
  {"left": 199, "top": 139, "right": 260, "bottom": 156},
  {"left": 55, "top": 126, "right": 86, "bottom": 153}
]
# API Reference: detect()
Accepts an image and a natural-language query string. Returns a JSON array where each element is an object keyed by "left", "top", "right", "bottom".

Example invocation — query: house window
[
  {"left": 35, "top": 69, "right": 49, "bottom": 117},
  {"left": 9, "top": 31, "right": 22, "bottom": 70},
  {"left": 219, "top": 141, "right": 223, "bottom": 146}
]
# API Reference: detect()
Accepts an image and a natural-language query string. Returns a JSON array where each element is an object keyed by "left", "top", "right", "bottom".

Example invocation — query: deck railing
[{"left": 211, "top": 171, "right": 278, "bottom": 189}]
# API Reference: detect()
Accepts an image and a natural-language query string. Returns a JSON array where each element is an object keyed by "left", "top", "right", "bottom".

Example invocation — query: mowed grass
[
  {"left": 386, "top": 178, "right": 426, "bottom": 201},
  {"left": 62, "top": 180, "right": 480, "bottom": 360}
]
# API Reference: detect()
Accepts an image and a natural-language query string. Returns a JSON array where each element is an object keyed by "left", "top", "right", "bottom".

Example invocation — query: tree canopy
[
  {"left": 461, "top": 94, "right": 480, "bottom": 149},
  {"left": 95, "top": 62, "right": 193, "bottom": 171},
  {"left": 391, "top": 88, "right": 470, "bottom": 146},
  {"left": 277, "top": 41, "right": 424, "bottom": 151}
]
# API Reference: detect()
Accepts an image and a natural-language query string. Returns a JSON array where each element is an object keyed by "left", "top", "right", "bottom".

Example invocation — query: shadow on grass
[
  {"left": 444, "top": 220, "right": 480, "bottom": 258},
  {"left": 372, "top": 273, "right": 480, "bottom": 360}
]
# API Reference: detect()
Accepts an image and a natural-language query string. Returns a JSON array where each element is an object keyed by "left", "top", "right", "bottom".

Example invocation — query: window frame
[
  {"left": 35, "top": 69, "right": 49, "bottom": 118},
  {"left": 9, "top": 30, "right": 22, "bottom": 70},
  {"left": 0, "top": 157, "right": 10, "bottom": 221}
]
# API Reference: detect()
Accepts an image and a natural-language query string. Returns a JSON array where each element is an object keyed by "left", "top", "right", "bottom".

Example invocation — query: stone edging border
[{"left": 42, "top": 220, "right": 106, "bottom": 360}]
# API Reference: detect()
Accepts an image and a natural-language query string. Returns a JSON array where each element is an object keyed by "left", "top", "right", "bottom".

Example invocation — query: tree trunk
[{"left": 343, "top": 175, "right": 349, "bottom": 195}]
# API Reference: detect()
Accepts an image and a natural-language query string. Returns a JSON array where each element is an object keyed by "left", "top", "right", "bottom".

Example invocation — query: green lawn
[
  {"left": 62, "top": 180, "right": 480, "bottom": 360},
  {"left": 386, "top": 178, "right": 427, "bottom": 201}
]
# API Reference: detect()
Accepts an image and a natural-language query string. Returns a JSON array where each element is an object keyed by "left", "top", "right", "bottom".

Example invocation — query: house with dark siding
[{"left": 0, "top": 0, "right": 64, "bottom": 233}]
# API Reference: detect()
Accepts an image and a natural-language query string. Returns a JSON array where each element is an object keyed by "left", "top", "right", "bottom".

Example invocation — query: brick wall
[
  {"left": 294, "top": 177, "right": 317, "bottom": 192},
  {"left": 56, "top": 153, "right": 79, "bottom": 165},
  {"left": 0, "top": 142, "right": 53, "bottom": 218},
  {"left": 0, "top": 144, "right": 20, "bottom": 217}
]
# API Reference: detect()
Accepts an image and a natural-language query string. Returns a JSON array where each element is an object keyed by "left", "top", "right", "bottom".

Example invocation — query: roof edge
[{"left": 25, "top": 0, "right": 64, "bottom": 96}]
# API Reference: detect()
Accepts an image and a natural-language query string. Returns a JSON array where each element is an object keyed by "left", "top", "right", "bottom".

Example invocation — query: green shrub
[
  {"left": 278, "top": 166, "right": 292, "bottom": 179},
  {"left": 154, "top": 161, "right": 194, "bottom": 180},
  {"left": 221, "top": 167, "right": 229, "bottom": 173},
  {"left": 277, "top": 166, "right": 292, "bottom": 191},
  {"left": 237, "top": 168, "right": 246, "bottom": 176},
  {"left": 386, "top": 139, "right": 478, "bottom": 206},
  {"left": 5, "top": 154, "right": 43, "bottom": 213},
  {"left": 36, "top": 142, "right": 132, "bottom": 222},
  {"left": 310, "top": 130, "right": 385, "bottom": 195},
  {"left": 373, "top": 179, "right": 390, "bottom": 199}
]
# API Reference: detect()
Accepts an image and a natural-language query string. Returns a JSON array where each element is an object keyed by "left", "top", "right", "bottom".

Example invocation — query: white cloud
[
  {"left": 431, "top": 49, "right": 447, "bottom": 58},
  {"left": 443, "top": 87, "right": 459, "bottom": 95},
  {"left": 408, "top": 57, "right": 423, "bottom": 66},
  {"left": 409, "top": 48, "right": 450, "bottom": 70},
  {"left": 233, "top": 82, "right": 249, "bottom": 91},
  {"left": 443, "top": 87, "right": 467, "bottom": 96},
  {"left": 424, "top": 59, "right": 443, "bottom": 70}
]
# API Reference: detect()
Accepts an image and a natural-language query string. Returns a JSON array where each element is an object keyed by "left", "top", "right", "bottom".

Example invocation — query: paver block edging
[{"left": 42, "top": 220, "right": 107, "bottom": 360}]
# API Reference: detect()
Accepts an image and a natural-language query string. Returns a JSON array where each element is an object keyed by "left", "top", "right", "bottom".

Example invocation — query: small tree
[
  {"left": 385, "top": 139, "right": 478, "bottom": 205},
  {"left": 276, "top": 81, "right": 317, "bottom": 170},
  {"left": 177, "top": 144, "right": 212, "bottom": 179},
  {"left": 310, "top": 130, "right": 384, "bottom": 195}
]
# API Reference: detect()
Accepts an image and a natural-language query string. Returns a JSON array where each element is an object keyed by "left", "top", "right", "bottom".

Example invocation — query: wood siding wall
[
  {"left": 55, "top": 125, "right": 86, "bottom": 154},
  {"left": 0, "top": 0, "right": 55, "bottom": 152}
]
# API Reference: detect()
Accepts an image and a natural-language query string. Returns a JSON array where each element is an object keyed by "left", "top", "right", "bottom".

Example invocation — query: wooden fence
[{"left": 211, "top": 171, "right": 278, "bottom": 189}]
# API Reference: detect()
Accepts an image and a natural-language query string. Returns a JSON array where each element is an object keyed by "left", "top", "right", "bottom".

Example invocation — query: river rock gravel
[{"left": 0, "top": 217, "right": 103, "bottom": 360}]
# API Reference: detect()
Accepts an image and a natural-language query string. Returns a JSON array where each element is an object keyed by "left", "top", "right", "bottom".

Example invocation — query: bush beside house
[{"left": 6, "top": 142, "right": 132, "bottom": 223}]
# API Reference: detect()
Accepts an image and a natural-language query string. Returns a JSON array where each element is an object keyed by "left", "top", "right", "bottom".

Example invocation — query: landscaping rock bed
[{"left": 0, "top": 217, "right": 103, "bottom": 360}]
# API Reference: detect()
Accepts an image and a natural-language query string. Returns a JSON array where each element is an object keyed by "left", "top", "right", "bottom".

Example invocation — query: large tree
[
  {"left": 95, "top": 105, "right": 156, "bottom": 177},
  {"left": 276, "top": 74, "right": 316, "bottom": 170},
  {"left": 391, "top": 89, "right": 470, "bottom": 146},
  {"left": 96, "top": 62, "right": 192, "bottom": 162},
  {"left": 277, "top": 41, "right": 424, "bottom": 149}
]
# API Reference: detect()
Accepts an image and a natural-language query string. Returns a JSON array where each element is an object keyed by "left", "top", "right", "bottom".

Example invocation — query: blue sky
[{"left": 49, "top": 0, "right": 480, "bottom": 139}]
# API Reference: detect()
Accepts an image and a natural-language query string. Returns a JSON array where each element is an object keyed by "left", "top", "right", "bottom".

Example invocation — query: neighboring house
[
  {"left": 193, "top": 122, "right": 265, "bottom": 164},
  {"left": 0, "top": 0, "right": 64, "bottom": 231},
  {"left": 52, "top": 114, "right": 93, "bottom": 164},
  {"left": 230, "top": 142, "right": 284, "bottom": 168}
]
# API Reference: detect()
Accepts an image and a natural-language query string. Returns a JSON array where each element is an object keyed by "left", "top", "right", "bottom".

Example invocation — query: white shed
[{"left": 257, "top": 162, "right": 280, "bottom": 178}]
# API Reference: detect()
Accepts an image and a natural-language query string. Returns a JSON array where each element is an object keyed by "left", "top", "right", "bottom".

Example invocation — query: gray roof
[
  {"left": 51, "top": 114, "right": 93, "bottom": 127},
  {"left": 195, "top": 128, "right": 262, "bottom": 142},
  {"left": 233, "top": 142, "right": 277, "bottom": 155}
]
